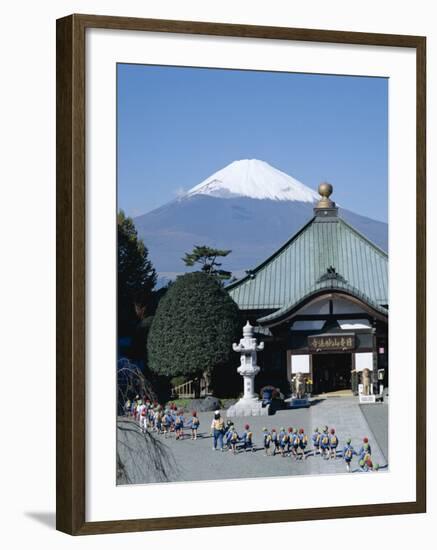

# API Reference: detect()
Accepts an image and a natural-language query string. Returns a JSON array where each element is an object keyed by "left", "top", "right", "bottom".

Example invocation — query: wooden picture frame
[{"left": 56, "top": 13, "right": 426, "bottom": 535}]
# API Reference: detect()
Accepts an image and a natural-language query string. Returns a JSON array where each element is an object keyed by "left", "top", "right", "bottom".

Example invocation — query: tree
[
  {"left": 182, "top": 245, "right": 232, "bottom": 281},
  {"left": 118, "top": 210, "right": 157, "bottom": 336},
  {"left": 147, "top": 272, "right": 240, "bottom": 384}
]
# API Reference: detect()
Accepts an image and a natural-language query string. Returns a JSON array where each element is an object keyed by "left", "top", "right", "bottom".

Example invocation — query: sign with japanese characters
[{"left": 308, "top": 333, "right": 355, "bottom": 352}]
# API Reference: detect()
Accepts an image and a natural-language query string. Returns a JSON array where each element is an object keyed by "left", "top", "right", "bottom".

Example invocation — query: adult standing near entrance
[{"left": 211, "top": 410, "right": 225, "bottom": 451}]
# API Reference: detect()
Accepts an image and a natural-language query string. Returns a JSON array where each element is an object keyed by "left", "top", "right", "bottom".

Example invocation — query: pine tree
[
  {"left": 118, "top": 210, "right": 157, "bottom": 337},
  {"left": 182, "top": 245, "right": 232, "bottom": 281}
]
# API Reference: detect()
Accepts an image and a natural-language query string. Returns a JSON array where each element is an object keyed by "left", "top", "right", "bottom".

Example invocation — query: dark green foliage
[
  {"left": 118, "top": 210, "right": 157, "bottom": 336},
  {"left": 182, "top": 245, "right": 232, "bottom": 281},
  {"left": 130, "top": 316, "right": 154, "bottom": 364},
  {"left": 148, "top": 272, "right": 240, "bottom": 381}
]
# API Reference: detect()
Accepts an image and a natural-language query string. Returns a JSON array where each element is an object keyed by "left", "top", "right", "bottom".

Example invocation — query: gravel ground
[{"left": 117, "top": 396, "right": 388, "bottom": 485}]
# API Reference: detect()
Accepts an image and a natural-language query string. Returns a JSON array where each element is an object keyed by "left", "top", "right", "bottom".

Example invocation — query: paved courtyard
[{"left": 117, "top": 396, "right": 388, "bottom": 485}]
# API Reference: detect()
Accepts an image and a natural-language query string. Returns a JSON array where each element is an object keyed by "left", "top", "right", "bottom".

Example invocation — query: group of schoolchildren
[
  {"left": 124, "top": 398, "right": 378, "bottom": 472},
  {"left": 221, "top": 421, "right": 255, "bottom": 454},
  {"left": 124, "top": 397, "right": 200, "bottom": 440},
  {"left": 261, "top": 426, "right": 309, "bottom": 459},
  {"left": 310, "top": 426, "right": 378, "bottom": 472},
  {"left": 210, "top": 412, "right": 377, "bottom": 471}
]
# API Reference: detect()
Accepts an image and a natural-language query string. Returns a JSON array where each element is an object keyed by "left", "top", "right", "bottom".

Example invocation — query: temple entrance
[{"left": 312, "top": 353, "right": 352, "bottom": 394}]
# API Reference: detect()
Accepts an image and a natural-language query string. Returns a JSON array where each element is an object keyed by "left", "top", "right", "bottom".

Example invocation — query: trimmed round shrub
[{"left": 147, "top": 273, "right": 240, "bottom": 380}]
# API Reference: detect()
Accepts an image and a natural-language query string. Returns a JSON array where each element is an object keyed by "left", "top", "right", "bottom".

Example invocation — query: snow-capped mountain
[
  {"left": 133, "top": 160, "right": 388, "bottom": 284},
  {"left": 186, "top": 159, "right": 320, "bottom": 203}
]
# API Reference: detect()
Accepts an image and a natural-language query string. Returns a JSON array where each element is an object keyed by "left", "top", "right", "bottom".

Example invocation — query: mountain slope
[{"left": 132, "top": 160, "right": 388, "bottom": 283}]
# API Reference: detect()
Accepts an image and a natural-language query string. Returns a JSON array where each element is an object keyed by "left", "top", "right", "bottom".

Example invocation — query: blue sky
[{"left": 117, "top": 64, "right": 388, "bottom": 222}]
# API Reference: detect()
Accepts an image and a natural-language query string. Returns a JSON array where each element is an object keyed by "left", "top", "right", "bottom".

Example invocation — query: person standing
[
  {"left": 189, "top": 411, "right": 200, "bottom": 440},
  {"left": 359, "top": 437, "right": 372, "bottom": 457},
  {"left": 230, "top": 427, "right": 240, "bottom": 454},
  {"left": 271, "top": 428, "right": 279, "bottom": 456},
  {"left": 242, "top": 424, "right": 254, "bottom": 452},
  {"left": 343, "top": 438, "right": 357, "bottom": 472},
  {"left": 329, "top": 428, "right": 339, "bottom": 459},
  {"left": 358, "top": 443, "right": 373, "bottom": 471},
  {"left": 298, "top": 428, "right": 308, "bottom": 460},
  {"left": 174, "top": 409, "right": 185, "bottom": 440},
  {"left": 290, "top": 428, "right": 299, "bottom": 459},
  {"left": 262, "top": 428, "right": 271, "bottom": 456},
  {"left": 320, "top": 426, "right": 330, "bottom": 459},
  {"left": 279, "top": 427, "right": 289, "bottom": 457},
  {"left": 312, "top": 427, "right": 321, "bottom": 456},
  {"left": 211, "top": 410, "right": 225, "bottom": 451}
]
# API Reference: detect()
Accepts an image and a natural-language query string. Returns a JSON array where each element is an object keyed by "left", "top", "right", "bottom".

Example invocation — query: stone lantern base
[{"left": 227, "top": 397, "right": 269, "bottom": 417}]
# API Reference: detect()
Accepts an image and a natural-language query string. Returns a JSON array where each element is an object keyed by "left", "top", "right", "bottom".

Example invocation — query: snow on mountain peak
[{"left": 185, "top": 159, "right": 319, "bottom": 203}]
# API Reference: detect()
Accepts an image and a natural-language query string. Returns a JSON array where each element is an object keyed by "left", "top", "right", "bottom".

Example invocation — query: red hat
[
  {"left": 363, "top": 437, "right": 369, "bottom": 443},
  {"left": 330, "top": 428, "right": 335, "bottom": 434},
  {"left": 244, "top": 424, "right": 250, "bottom": 430}
]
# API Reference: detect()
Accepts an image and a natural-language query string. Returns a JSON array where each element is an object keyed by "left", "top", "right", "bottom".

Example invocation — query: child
[
  {"left": 134, "top": 396, "right": 141, "bottom": 422},
  {"left": 137, "top": 401, "right": 146, "bottom": 425},
  {"left": 343, "top": 438, "right": 357, "bottom": 472},
  {"left": 271, "top": 428, "right": 279, "bottom": 456},
  {"left": 359, "top": 437, "right": 372, "bottom": 457},
  {"left": 154, "top": 408, "right": 163, "bottom": 434},
  {"left": 170, "top": 403, "right": 178, "bottom": 432},
  {"left": 242, "top": 424, "right": 254, "bottom": 452},
  {"left": 130, "top": 400, "right": 137, "bottom": 419},
  {"left": 189, "top": 411, "right": 200, "bottom": 440},
  {"left": 312, "top": 427, "right": 321, "bottom": 456},
  {"left": 140, "top": 403, "right": 148, "bottom": 433},
  {"left": 224, "top": 421, "right": 234, "bottom": 450},
  {"left": 329, "top": 428, "right": 339, "bottom": 459},
  {"left": 320, "top": 426, "right": 330, "bottom": 459},
  {"left": 230, "top": 427, "right": 240, "bottom": 454},
  {"left": 262, "top": 428, "right": 271, "bottom": 455},
  {"left": 279, "top": 427, "right": 289, "bottom": 457},
  {"left": 162, "top": 409, "right": 173, "bottom": 437},
  {"left": 147, "top": 405, "right": 155, "bottom": 430},
  {"left": 359, "top": 443, "right": 373, "bottom": 472},
  {"left": 298, "top": 428, "right": 308, "bottom": 460},
  {"left": 289, "top": 428, "right": 299, "bottom": 459},
  {"left": 174, "top": 409, "right": 185, "bottom": 440}
]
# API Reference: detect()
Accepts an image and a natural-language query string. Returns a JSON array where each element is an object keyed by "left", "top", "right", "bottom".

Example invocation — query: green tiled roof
[{"left": 227, "top": 214, "right": 388, "bottom": 321}]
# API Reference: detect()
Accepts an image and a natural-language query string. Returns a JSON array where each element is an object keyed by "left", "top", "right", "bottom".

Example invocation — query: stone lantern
[{"left": 227, "top": 321, "right": 269, "bottom": 417}]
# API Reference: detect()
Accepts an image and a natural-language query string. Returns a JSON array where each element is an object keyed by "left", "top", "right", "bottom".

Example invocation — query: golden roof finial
[{"left": 316, "top": 181, "right": 335, "bottom": 209}]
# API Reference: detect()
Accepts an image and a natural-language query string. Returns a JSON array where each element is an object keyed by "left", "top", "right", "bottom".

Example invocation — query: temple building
[{"left": 227, "top": 183, "right": 388, "bottom": 397}]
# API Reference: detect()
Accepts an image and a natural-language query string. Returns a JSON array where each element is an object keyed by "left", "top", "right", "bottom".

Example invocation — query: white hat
[{"left": 214, "top": 410, "right": 220, "bottom": 415}]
